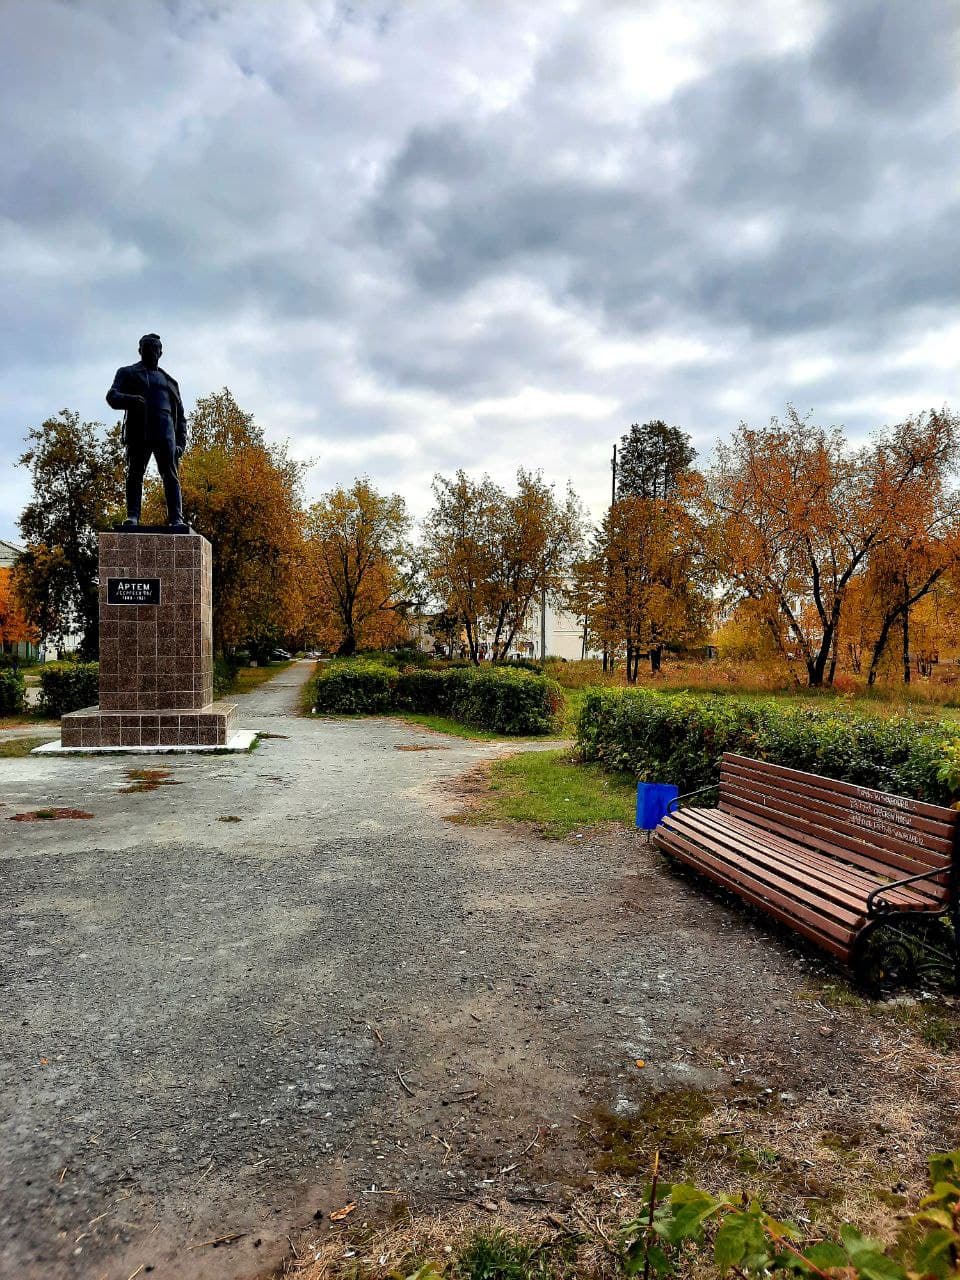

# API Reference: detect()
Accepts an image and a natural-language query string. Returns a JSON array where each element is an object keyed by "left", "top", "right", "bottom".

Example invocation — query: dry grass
[
  {"left": 119, "top": 767, "right": 182, "bottom": 793},
  {"left": 282, "top": 1195, "right": 628, "bottom": 1279},
  {"left": 280, "top": 994, "right": 960, "bottom": 1279},
  {"left": 545, "top": 658, "right": 960, "bottom": 720}
]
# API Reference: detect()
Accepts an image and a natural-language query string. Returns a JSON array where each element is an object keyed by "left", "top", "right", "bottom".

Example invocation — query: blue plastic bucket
[{"left": 636, "top": 782, "right": 679, "bottom": 831}]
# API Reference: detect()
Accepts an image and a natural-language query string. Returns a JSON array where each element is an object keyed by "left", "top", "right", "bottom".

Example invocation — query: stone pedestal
[{"left": 59, "top": 530, "right": 238, "bottom": 749}]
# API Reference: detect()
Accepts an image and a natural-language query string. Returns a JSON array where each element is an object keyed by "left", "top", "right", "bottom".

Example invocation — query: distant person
[{"left": 107, "top": 333, "right": 187, "bottom": 528}]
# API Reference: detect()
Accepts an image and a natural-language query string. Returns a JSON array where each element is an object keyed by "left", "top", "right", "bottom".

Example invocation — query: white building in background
[
  {"left": 412, "top": 590, "right": 601, "bottom": 662},
  {"left": 499, "top": 592, "right": 603, "bottom": 662}
]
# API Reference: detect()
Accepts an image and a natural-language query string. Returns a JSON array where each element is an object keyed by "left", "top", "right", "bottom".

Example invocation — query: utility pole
[
  {"left": 540, "top": 585, "right": 547, "bottom": 660},
  {"left": 603, "top": 442, "right": 618, "bottom": 673}
]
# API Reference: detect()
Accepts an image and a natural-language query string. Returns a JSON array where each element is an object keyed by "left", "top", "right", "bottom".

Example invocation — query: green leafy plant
[
  {"left": 577, "top": 688, "right": 960, "bottom": 805},
  {"left": 309, "top": 659, "right": 563, "bottom": 736},
  {"left": 37, "top": 661, "right": 99, "bottom": 717},
  {"left": 618, "top": 1149, "right": 960, "bottom": 1279},
  {"left": 0, "top": 667, "right": 26, "bottom": 715}
]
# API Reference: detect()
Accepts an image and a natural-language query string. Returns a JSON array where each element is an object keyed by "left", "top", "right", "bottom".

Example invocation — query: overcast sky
[{"left": 2, "top": 0, "right": 958, "bottom": 539}]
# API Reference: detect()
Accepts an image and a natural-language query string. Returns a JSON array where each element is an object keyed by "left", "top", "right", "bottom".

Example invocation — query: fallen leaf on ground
[{"left": 330, "top": 1203, "right": 357, "bottom": 1221}]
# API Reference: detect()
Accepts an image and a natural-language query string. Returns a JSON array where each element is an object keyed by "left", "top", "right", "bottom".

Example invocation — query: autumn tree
[
  {"left": 14, "top": 410, "right": 124, "bottom": 657},
  {"left": 0, "top": 567, "right": 37, "bottom": 655},
  {"left": 144, "top": 389, "right": 307, "bottom": 653},
  {"left": 698, "top": 406, "right": 960, "bottom": 687},
  {"left": 861, "top": 409, "right": 960, "bottom": 684},
  {"left": 423, "top": 471, "right": 499, "bottom": 663},
  {"left": 424, "top": 469, "right": 583, "bottom": 663},
  {"left": 572, "top": 494, "right": 707, "bottom": 681},
  {"left": 485, "top": 471, "right": 583, "bottom": 661},
  {"left": 617, "top": 419, "right": 696, "bottom": 501},
  {"left": 304, "top": 479, "right": 413, "bottom": 656}
]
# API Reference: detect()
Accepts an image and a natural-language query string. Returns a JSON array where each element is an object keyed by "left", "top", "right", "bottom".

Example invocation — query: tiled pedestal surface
[{"left": 61, "top": 531, "right": 236, "bottom": 749}]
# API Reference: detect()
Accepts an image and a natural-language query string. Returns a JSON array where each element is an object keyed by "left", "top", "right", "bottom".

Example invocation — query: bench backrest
[{"left": 719, "top": 753, "right": 958, "bottom": 883}]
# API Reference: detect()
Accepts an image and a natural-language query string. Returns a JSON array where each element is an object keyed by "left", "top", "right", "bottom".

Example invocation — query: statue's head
[{"left": 139, "top": 333, "right": 162, "bottom": 364}]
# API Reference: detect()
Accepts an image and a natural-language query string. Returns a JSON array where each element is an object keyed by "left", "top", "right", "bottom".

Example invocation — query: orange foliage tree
[
  {"left": 145, "top": 389, "right": 307, "bottom": 653},
  {"left": 0, "top": 567, "right": 37, "bottom": 652},
  {"left": 697, "top": 407, "right": 960, "bottom": 687},
  {"left": 425, "top": 469, "right": 582, "bottom": 663},
  {"left": 571, "top": 492, "right": 708, "bottom": 681},
  {"left": 303, "top": 479, "right": 412, "bottom": 656},
  {"left": 15, "top": 410, "right": 124, "bottom": 657},
  {"left": 861, "top": 410, "right": 960, "bottom": 684}
]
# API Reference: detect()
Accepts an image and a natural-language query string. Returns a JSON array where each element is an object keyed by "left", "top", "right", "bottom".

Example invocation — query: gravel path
[{"left": 2, "top": 662, "right": 957, "bottom": 1279}]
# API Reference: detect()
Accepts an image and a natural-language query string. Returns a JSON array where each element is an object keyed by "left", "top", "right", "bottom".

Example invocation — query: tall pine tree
[{"left": 616, "top": 420, "right": 695, "bottom": 501}]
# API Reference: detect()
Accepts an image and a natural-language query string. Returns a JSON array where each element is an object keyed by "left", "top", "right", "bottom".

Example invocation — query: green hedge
[
  {"left": 446, "top": 666, "right": 562, "bottom": 735},
  {"left": 310, "top": 659, "right": 563, "bottom": 735},
  {"left": 38, "top": 662, "right": 100, "bottom": 718},
  {"left": 213, "top": 656, "right": 237, "bottom": 697},
  {"left": 0, "top": 668, "right": 25, "bottom": 715},
  {"left": 312, "top": 659, "right": 396, "bottom": 714},
  {"left": 576, "top": 688, "right": 960, "bottom": 806}
]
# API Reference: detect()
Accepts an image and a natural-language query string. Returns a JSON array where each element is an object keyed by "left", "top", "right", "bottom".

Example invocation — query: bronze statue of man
[{"left": 106, "top": 333, "right": 187, "bottom": 529}]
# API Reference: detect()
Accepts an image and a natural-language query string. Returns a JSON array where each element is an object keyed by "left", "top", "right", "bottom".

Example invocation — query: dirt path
[{"left": 1, "top": 663, "right": 958, "bottom": 1278}]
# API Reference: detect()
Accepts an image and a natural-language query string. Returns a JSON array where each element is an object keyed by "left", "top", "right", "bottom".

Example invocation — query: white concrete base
[{"left": 32, "top": 730, "right": 258, "bottom": 756}]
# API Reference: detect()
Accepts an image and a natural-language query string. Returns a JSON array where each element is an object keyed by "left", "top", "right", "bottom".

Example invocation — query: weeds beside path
[{"left": 450, "top": 748, "right": 636, "bottom": 837}]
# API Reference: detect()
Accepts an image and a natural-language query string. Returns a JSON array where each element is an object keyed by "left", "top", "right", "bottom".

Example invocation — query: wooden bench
[{"left": 652, "top": 753, "right": 960, "bottom": 987}]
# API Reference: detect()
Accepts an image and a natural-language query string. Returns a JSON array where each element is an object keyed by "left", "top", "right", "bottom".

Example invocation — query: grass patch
[
  {"left": 226, "top": 659, "right": 293, "bottom": 696},
  {"left": 586, "top": 1087, "right": 717, "bottom": 1178},
  {"left": 453, "top": 1229, "right": 568, "bottom": 1279},
  {"left": 394, "top": 712, "right": 507, "bottom": 741},
  {"left": 0, "top": 735, "right": 55, "bottom": 757},
  {"left": 458, "top": 748, "right": 636, "bottom": 837},
  {"left": 801, "top": 983, "right": 960, "bottom": 1051}
]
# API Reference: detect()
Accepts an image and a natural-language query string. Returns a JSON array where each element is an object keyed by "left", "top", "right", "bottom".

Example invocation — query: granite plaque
[{"left": 107, "top": 577, "right": 161, "bottom": 606}]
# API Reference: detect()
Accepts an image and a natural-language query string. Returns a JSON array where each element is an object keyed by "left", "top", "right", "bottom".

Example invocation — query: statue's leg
[
  {"left": 154, "top": 433, "right": 184, "bottom": 526},
  {"left": 126, "top": 440, "right": 149, "bottom": 521}
]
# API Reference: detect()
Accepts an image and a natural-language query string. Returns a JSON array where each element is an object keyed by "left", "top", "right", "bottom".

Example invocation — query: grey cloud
[
  {"left": 814, "top": 0, "right": 959, "bottom": 112},
  {"left": 0, "top": 0, "right": 957, "bottom": 536}
]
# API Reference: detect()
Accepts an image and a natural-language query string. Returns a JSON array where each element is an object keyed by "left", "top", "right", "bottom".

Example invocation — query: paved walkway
[{"left": 2, "top": 663, "right": 954, "bottom": 1279}]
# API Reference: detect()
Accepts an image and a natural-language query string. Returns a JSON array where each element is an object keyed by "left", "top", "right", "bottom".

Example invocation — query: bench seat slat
[
  {"left": 686, "top": 808, "right": 947, "bottom": 911},
  {"left": 653, "top": 826, "right": 856, "bottom": 961},
  {"left": 660, "top": 811, "right": 864, "bottom": 929}
]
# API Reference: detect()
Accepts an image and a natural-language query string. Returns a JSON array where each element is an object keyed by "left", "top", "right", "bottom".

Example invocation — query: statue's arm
[
  {"left": 106, "top": 368, "right": 143, "bottom": 410},
  {"left": 171, "top": 378, "right": 187, "bottom": 453}
]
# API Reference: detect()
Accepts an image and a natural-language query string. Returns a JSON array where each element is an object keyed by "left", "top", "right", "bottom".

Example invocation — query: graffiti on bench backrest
[{"left": 846, "top": 786, "right": 925, "bottom": 847}]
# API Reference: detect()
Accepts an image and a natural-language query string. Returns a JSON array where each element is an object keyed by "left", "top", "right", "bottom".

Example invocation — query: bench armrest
[
  {"left": 667, "top": 782, "right": 720, "bottom": 814},
  {"left": 866, "top": 866, "right": 950, "bottom": 916}
]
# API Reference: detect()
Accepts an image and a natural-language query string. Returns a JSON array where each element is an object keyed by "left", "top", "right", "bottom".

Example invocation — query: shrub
[
  {"left": 213, "top": 656, "right": 237, "bottom": 697},
  {"left": 311, "top": 659, "right": 397, "bottom": 714},
  {"left": 445, "top": 666, "right": 563, "bottom": 735},
  {"left": 504, "top": 657, "right": 545, "bottom": 674},
  {"left": 388, "top": 645, "right": 433, "bottom": 668},
  {"left": 577, "top": 687, "right": 960, "bottom": 805},
  {"left": 38, "top": 662, "right": 100, "bottom": 718},
  {"left": 310, "top": 659, "right": 562, "bottom": 735},
  {"left": 0, "top": 668, "right": 26, "bottom": 715},
  {"left": 394, "top": 668, "right": 454, "bottom": 714}
]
